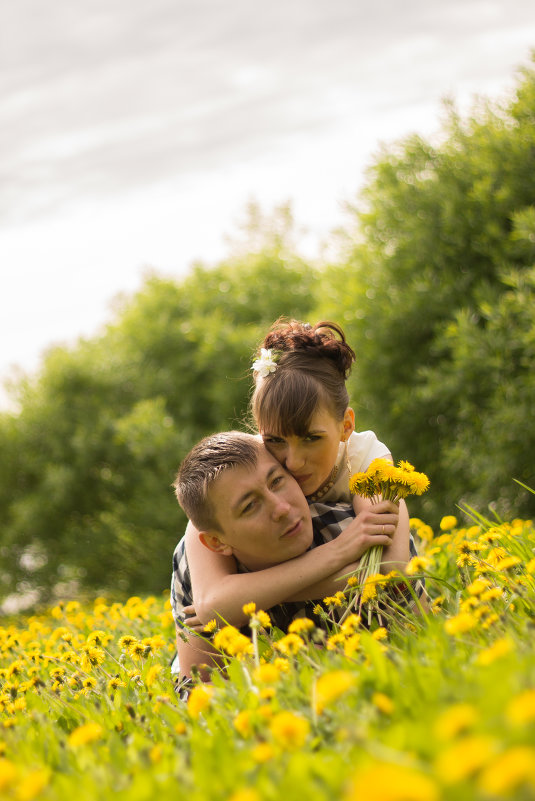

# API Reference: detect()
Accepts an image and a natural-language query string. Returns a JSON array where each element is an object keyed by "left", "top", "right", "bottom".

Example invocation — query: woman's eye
[
  {"left": 270, "top": 474, "right": 285, "bottom": 488},
  {"left": 304, "top": 434, "right": 321, "bottom": 442},
  {"left": 264, "top": 437, "right": 285, "bottom": 446}
]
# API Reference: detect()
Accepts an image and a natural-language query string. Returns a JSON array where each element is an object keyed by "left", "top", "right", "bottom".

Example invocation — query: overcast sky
[{"left": 2, "top": 0, "right": 535, "bottom": 404}]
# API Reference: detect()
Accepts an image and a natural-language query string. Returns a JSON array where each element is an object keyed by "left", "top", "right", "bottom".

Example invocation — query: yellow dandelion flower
[
  {"left": 486, "top": 546, "right": 508, "bottom": 566},
  {"left": 444, "top": 612, "right": 477, "bottom": 636},
  {"left": 118, "top": 635, "right": 136, "bottom": 650},
  {"left": 255, "top": 610, "right": 272, "bottom": 628},
  {"left": 273, "top": 658, "right": 290, "bottom": 673},
  {"left": 409, "top": 517, "right": 425, "bottom": 528},
  {"left": 174, "top": 721, "right": 187, "bottom": 735},
  {"left": 82, "top": 677, "right": 97, "bottom": 690},
  {"left": 417, "top": 524, "right": 434, "bottom": 543},
  {"left": 526, "top": 558, "right": 535, "bottom": 574},
  {"left": 434, "top": 704, "right": 478, "bottom": 741},
  {"left": 314, "top": 670, "right": 355, "bottom": 714},
  {"left": 149, "top": 745, "right": 162, "bottom": 764},
  {"left": 326, "top": 633, "right": 347, "bottom": 651},
  {"left": 251, "top": 742, "right": 274, "bottom": 763},
  {"left": 269, "top": 711, "right": 309, "bottom": 750},
  {"left": 349, "top": 472, "right": 370, "bottom": 495},
  {"left": 259, "top": 687, "right": 275, "bottom": 701},
  {"left": 227, "top": 790, "right": 261, "bottom": 801},
  {"left": 405, "top": 556, "right": 430, "bottom": 575},
  {"left": 128, "top": 641, "right": 150, "bottom": 661},
  {"left": 467, "top": 578, "right": 491, "bottom": 596},
  {"left": 17, "top": 768, "right": 50, "bottom": 801},
  {"left": 408, "top": 472, "right": 430, "bottom": 495},
  {"left": 361, "top": 573, "right": 383, "bottom": 604},
  {"left": 372, "top": 627, "right": 388, "bottom": 641},
  {"left": 213, "top": 625, "right": 253, "bottom": 656},
  {"left": 372, "top": 692, "right": 394, "bottom": 715},
  {"left": 477, "top": 637, "right": 514, "bottom": 666},
  {"left": 253, "top": 664, "right": 281, "bottom": 685},
  {"left": 233, "top": 710, "right": 253, "bottom": 738},
  {"left": 288, "top": 618, "right": 315, "bottom": 635},
  {"left": 435, "top": 735, "right": 496, "bottom": 783},
  {"left": 187, "top": 684, "right": 214, "bottom": 719},
  {"left": 107, "top": 677, "right": 126, "bottom": 693},
  {"left": 479, "top": 746, "right": 535, "bottom": 795},
  {"left": 440, "top": 516, "right": 457, "bottom": 531},
  {"left": 80, "top": 645, "right": 105, "bottom": 671},
  {"left": 145, "top": 664, "right": 164, "bottom": 688},
  {"left": 480, "top": 587, "right": 503, "bottom": 602},
  {"left": 506, "top": 689, "right": 535, "bottom": 725},
  {"left": 322, "top": 595, "right": 343, "bottom": 607},
  {"left": 86, "top": 630, "right": 112, "bottom": 647},
  {"left": 68, "top": 722, "right": 103, "bottom": 747},
  {"left": 203, "top": 619, "right": 217, "bottom": 634},
  {"left": 242, "top": 602, "right": 256, "bottom": 616},
  {"left": 346, "top": 761, "right": 439, "bottom": 801},
  {"left": 341, "top": 614, "right": 361, "bottom": 634},
  {"left": 0, "top": 759, "right": 17, "bottom": 792},
  {"left": 273, "top": 633, "right": 305, "bottom": 655},
  {"left": 495, "top": 556, "right": 522, "bottom": 571},
  {"left": 344, "top": 634, "right": 361, "bottom": 657}
]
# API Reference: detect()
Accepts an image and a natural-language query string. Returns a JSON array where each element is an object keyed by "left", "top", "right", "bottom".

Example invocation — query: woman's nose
[{"left": 284, "top": 445, "right": 305, "bottom": 472}]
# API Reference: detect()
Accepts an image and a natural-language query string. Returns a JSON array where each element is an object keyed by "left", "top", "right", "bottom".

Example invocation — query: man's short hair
[{"left": 173, "top": 431, "right": 264, "bottom": 531}]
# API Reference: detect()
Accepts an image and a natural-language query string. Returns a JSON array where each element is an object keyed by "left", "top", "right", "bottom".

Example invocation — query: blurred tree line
[{"left": 1, "top": 58, "right": 535, "bottom": 607}]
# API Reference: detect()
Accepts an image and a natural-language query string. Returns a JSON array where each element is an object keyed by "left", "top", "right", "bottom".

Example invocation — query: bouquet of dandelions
[{"left": 347, "top": 458, "right": 430, "bottom": 619}]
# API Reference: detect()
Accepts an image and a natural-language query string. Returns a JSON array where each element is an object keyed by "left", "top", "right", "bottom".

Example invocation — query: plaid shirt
[{"left": 171, "top": 502, "right": 424, "bottom": 633}]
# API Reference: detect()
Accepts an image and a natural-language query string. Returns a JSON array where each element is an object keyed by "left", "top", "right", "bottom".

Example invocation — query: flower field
[{"left": 1, "top": 512, "right": 535, "bottom": 801}]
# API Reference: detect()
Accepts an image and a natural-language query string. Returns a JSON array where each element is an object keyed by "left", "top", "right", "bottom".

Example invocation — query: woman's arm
[
  {"left": 175, "top": 624, "right": 222, "bottom": 681},
  {"left": 185, "top": 501, "right": 398, "bottom": 628}
]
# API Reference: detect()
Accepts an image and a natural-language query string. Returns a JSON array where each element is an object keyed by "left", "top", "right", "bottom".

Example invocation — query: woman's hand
[
  {"left": 181, "top": 605, "right": 206, "bottom": 632},
  {"left": 328, "top": 499, "right": 399, "bottom": 566}
]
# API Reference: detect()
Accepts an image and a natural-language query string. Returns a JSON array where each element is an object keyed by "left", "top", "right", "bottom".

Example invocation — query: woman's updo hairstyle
[{"left": 251, "top": 319, "right": 356, "bottom": 437}]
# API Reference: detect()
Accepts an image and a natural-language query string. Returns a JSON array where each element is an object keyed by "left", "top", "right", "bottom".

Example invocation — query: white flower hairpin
[{"left": 251, "top": 348, "right": 278, "bottom": 378}]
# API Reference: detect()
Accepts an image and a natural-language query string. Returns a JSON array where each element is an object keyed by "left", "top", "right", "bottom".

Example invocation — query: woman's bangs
[{"left": 257, "top": 373, "right": 320, "bottom": 437}]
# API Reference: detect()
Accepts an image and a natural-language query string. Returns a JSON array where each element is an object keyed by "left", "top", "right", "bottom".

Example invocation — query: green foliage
[
  {"left": 318, "top": 57, "right": 535, "bottom": 522},
  {"left": 0, "top": 206, "right": 318, "bottom": 603}
]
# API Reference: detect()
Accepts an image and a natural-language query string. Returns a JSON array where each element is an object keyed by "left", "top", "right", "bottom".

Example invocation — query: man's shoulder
[{"left": 309, "top": 501, "right": 355, "bottom": 544}]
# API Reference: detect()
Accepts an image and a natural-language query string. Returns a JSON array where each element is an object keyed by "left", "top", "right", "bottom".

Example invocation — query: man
[{"left": 171, "top": 431, "right": 409, "bottom": 681}]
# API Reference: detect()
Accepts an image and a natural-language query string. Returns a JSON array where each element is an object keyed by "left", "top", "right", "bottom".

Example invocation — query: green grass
[{"left": 1, "top": 513, "right": 535, "bottom": 800}]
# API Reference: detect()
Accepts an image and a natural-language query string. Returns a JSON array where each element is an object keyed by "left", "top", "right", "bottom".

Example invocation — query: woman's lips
[{"left": 293, "top": 474, "right": 313, "bottom": 486}]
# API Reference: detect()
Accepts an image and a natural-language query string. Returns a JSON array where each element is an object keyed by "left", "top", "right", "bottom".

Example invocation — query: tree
[
  {"left": 317, "top": 56, "right": 535, "bottom": 522},
  {"left": 0, "top": 207, "right": 318, "bottom": 605}
]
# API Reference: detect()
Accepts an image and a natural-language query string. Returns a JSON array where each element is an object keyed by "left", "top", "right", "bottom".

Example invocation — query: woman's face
[{"left": 260, "top": 405, "right": 355, "bottom": 497}]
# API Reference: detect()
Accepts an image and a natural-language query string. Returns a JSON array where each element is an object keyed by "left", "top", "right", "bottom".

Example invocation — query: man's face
[{"left": 208, "top": 449, "right": 313, "bottom": 571}]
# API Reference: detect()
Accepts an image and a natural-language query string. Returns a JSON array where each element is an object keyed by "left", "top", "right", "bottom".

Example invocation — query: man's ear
[
  {"left": 342, "top": 407, "right": 355, "bottom": 441},
  {"left": 199, "top": 531, "right": 234, "bottom": 557}
]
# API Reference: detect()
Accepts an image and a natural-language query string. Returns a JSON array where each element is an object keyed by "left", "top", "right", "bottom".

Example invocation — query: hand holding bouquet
[{"left": 348, "top": 458, "right": 430, "bottom": 619}]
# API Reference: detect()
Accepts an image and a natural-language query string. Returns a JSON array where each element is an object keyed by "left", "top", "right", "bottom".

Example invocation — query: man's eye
[
  {"left": 264, "top": 437, "right": 285, "bottom": 445},
  {"left": 304, "top": 434, "right": 321, "bottom": 442},
  {"left": 241, "top": 500, "right": 256, "bottom": 515},
  {"left": 270, "top": 474, "right": 285, "bottom": 488}
]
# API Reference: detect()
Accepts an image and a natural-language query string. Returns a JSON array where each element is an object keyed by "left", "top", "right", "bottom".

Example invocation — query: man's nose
[{"left": 270, "top": 492, "right": 291, "bottom": 520}]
